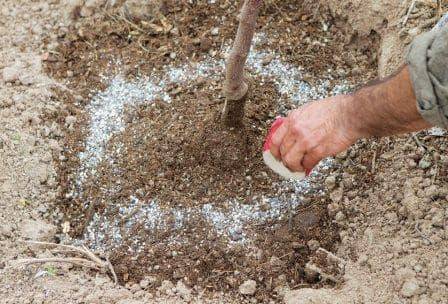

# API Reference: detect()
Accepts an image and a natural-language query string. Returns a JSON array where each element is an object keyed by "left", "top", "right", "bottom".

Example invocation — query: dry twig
[
  {"left": 402, "top": 0, "right": 417, "bottom": 27},
  {"left": 15, "top": 241, "right": 118, "bottom": 284}
]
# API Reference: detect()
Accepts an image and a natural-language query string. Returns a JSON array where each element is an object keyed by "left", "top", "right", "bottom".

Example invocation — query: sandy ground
[{"left": 1, "top": 0, "right": 447, "bottom": 303}]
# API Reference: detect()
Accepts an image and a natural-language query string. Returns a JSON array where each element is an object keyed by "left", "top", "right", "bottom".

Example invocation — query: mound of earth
[
  {"left": 41, "top": 0, "right": 378, "bottom": 300},
  {"left": 101, "top": 79, "right": 281, "bottom": 208}
]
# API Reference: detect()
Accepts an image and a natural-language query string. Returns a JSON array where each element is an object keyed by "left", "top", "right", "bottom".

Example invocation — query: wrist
[{"left": 337, "top": 94, "right": 367, "bottom": 141}]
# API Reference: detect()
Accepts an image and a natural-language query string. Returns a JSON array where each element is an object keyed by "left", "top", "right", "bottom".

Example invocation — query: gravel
[
  {"left": 2, "top": 66, "right": 19, "bottom": 83},
  {"left": 238, "top": 280, "right": 257, "bottom": 295},
  {"left": 401, "top": 278, "right": 420, "bottom": 297}
]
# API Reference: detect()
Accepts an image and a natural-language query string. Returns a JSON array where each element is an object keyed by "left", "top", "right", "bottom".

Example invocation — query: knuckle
[
  {"left": 300, "top": 137, "right": 311, "bottom": 150},
  {"left": 284, "top": 155, "right": 301, "bottom": 171},
  {"left": 291, "top": 124, "right": 302, "bottom": 136},
  {"left": 313, "top": 145, "right": 326, "bottom": 158}
]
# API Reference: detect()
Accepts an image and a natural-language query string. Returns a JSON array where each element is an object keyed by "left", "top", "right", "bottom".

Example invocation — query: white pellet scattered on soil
[{"left": 77, "top": 33, "right": 351, "bottom": 250}]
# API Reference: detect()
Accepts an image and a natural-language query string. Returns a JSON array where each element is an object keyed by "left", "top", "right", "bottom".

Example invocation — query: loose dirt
[
  {"left": 43, "top": 0, "right": 376, "bottom": 299},
  {"left": 2, "top": 0, "right": 448, "bottom": 303}
]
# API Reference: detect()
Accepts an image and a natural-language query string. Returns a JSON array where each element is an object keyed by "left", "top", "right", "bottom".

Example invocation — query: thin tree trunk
[{"left": 222, "top": 0, "right": 262, "bottom": 127}]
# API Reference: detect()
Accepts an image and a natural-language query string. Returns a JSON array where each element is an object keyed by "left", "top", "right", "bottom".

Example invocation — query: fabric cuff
[{"left": 407, "top": 26, "right": 448, "bottom": 129}]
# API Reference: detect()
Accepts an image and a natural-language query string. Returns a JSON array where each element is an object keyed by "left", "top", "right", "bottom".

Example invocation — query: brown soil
[
  {"left": 42, "top": 0, "right": 378, "bottom": 301},
  {"left": 98, "top": 79, "right": 281, "bottom": 208}
]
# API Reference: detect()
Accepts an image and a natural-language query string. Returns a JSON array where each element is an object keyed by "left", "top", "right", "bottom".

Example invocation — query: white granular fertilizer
[{"left": 76, "top": 34, "right": 351, "bottom": 250}]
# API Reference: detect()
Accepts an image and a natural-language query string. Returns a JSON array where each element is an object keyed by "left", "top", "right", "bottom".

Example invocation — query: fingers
[
  {"left": 282, "top": 142, "right": 305, "bottom": 172},
  {"left": 270, "top": 119, "right": 289, "bottom": 159},
  {"left": 279, "top": 132, "right": 296, "bottom": 159},
  {"left": 301, "top": 151, "right": 322, "bottom": 171}
]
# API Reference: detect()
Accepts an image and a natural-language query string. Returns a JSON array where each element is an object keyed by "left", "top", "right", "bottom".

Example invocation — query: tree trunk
[{"left": 222, "top": 0, "right": 262, "bottom": 127}]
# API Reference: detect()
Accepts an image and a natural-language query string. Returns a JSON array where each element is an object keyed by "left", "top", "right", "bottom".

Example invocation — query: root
[{"left": 14, "top": 241, "right": 118, "bottom": 284}]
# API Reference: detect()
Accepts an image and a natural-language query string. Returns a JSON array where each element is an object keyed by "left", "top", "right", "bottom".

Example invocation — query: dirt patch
[
  {"left": 43, "top": 0, "right": 377, "bottom": 300},
  {"left": 94, "top": 79, "right": 281, "bottom": 209}
]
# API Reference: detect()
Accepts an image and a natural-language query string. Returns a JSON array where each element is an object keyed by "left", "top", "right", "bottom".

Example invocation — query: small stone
[
  {"left": 418, "top": 158, "right": 432, "bottom": 169},
  {"left": 239, "top": 279, "right": 257, "bottom": 295},
  {"left": 335, "top": 211, "right": 345, "bottom": 222},
  {"left": 20, "top": 219, "right": 56, "bottom": 241},
  {"left": 210, "top": 27, "right": 219, "bottom": 36},
  {"left": 129, "top": 283, "right": 141, "bottom": 292},
  {"left": 19, "top": 74, "right": 36, "bottom": 86},
  {"left": 0, "top": 225, "right": 13, "bottom": 238},
  {"left": 431, "top": 212, "right": 444, "bottom": 228},
  {"left": 176, "top": 281, "right": 191, "bottom": 299},
  {"left": 327, "top": 203, "right": 339, "bottom": 217},
  {"left": 401, "top": 278, "right": 420, "bottom": 297},
  {"left": 65, "top": 115, "right": 77, "bottom": 127},
  {"left": 384, "top": 211, "right": 398, "bottom": 223},
  {"left": 2, "top": 66, "right": 19, "bottom": 83},
  {"left": 336, "top": 150, "right": 348, "bottom": 160},
  {"left": 330, "top": 187, "right": 343, "bottom": 203},
  {"left": 35, "top": 165, "right": 49, "bottom": 183},
  {"left": 139, "top": 279, "right": 150, "bottom": 289},
  {"left": 230, "top": 227, "right": 243, "bottom": 241},
  {"left": 159, "top": 280, "right": 174, "bottom": 294},
  {"left": 324, "top": 175, "right": 336, "bottom": 190},
  {"left": 304, "top": 263, "right": 320, "bottom": 283},
  {"left": 307, "top": 239, "right": 320, "bottom": 251},
  {"left": 408, "top": 27, "right": 421, "bottom": 37},
  {"left": 413, "top": 264, "right": 423, "bottom": 273},
  {"left": 358, "top": 254, "right": 369, "bottom": 266}
]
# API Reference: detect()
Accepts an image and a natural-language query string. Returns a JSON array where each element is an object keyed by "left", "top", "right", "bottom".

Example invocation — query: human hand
[{"left": 269, "top": 95, "right": 361, "bottom": 172}]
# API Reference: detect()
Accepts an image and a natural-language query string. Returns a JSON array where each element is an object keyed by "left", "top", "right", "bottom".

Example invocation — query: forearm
[{"left": 344, "top": 66, "right": 431, "bottom": 138}]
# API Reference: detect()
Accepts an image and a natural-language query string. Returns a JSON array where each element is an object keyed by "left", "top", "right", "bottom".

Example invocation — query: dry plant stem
[
  {"left": 16, "top": 257, "right": 101, "bottom": 270},
  {"left": 18, "top": 240, "right": 118, "bottom": 284},
  {"left": 223, "top": 0, "right": 262, "bottom": 127}
]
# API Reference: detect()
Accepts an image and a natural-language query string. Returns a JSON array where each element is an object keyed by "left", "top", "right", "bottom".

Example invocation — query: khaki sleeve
[{"left": 407, "top": 16, "right": 448, "bottom": 129}]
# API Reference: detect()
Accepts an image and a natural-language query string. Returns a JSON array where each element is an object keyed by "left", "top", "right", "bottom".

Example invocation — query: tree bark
[{"left": 222, "top": 0, "right": 262, "bottom": 127}]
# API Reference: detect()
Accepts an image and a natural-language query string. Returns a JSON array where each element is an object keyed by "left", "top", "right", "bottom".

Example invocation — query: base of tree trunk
[{"left": 222, "top": 97, "right": 247, "bottom": 127}]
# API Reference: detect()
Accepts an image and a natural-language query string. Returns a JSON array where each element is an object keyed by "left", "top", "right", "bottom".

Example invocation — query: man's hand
[
  {"left": 269, "top": 95, "right": 360, "bottom": 172},
  {"left": 269, "top": 67, "right": 431, "bottom": 173}
]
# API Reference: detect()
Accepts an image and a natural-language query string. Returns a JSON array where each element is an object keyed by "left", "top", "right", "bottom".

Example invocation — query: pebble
[
  {"left": 304, "top": 263, "right": 320, "bottom": 283},
  {"left": 358, "top": 254, "right": 369, "bottom": 266},
  {"left": 327, "top": 203, "right": 340, "bottom": 217},
  {"left": 431, "top": 212, "right": 444, "bottom": 228},
  {"left": 19, "top": 219, "right": 56, "bottom": 241},
  {"left": 139, "top": 279, "right": 150, "bottom": 289},
  {"left": 239, "top": 279, "right": 257, "bottom": 295},
  {"left": 2, "top": 66, "right": 19, "bottom": 83},
  {"left": 0, "top": 225, "right": 13, "bottom": 238},
  {"left": 19, "top": 74, "right": 36, "bottom": 85},
  {"left": 418, "top": 158, "right": 432, "bottom": 169},
  {"left": 307, "top": 239, "right": 320, "bottom": 251},
  {"left": 36, "top": 165, "right": 49, "bottom": 183},
  {"left": 401, "top": 278, "right": 420, "bottom": 297},
  {"left": 210, "top": 27, "right": 219, "bottom": 36},
  {"left": 324, "top": 175, "right": 336, "bottom": 190},
  {"left": 176, "top": 281, "right": 191, "bottom": 299},
  {"left": 129, "top": 283, "right": 141, "bottom": 292},
  {"left": 335, "top": 211, "right": 346, "bottom": 222},
  {"left": 65, "top": 115, "right": 77, "bottom": 127},
  {"left": 330, "top": 187, "right": 343, "bottom": 203},
  {"left": 159, "top": 280, "right": 174, "bottom": 294}
]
